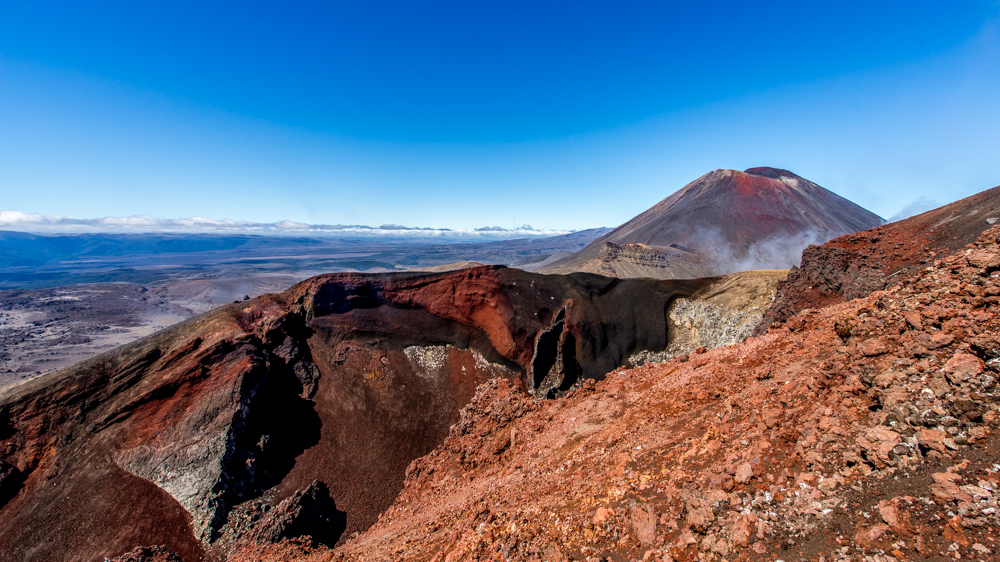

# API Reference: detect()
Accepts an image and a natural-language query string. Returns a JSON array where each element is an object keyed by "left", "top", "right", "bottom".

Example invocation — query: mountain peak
[
  {"left": 742, "top": 166, "right": 798, "bottom": 179},
  {"left": 541, "top": 167, "right": 884, "bottom": 277}
]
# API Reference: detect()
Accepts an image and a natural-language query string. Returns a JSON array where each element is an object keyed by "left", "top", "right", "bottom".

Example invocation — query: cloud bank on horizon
[{"left": 0, "top": 210, "right": 571, "bottom": 238}]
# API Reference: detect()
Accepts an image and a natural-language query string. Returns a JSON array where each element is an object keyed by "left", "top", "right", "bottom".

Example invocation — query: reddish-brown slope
[
  {"left": 251, "top": 225, "right": 1000, "bottom": 562},
  {"left": 758, "top": 184, "right": 1000, "bottom": 333},
  {"left": 543, "top": 167, "right": 883, "bottom": 277},
  {"left": 0, "top": 266, "right": 703, "bottom": 561}
]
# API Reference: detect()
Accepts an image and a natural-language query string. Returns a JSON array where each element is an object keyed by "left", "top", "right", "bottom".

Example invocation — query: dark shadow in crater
[{"left": 212, "top": 353, "right": 323, "bottom": 538}]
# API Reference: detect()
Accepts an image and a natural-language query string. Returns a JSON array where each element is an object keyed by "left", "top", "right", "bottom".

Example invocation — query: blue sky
[{"left": 1, "top": 1, "right": 999, "bottom": 231}]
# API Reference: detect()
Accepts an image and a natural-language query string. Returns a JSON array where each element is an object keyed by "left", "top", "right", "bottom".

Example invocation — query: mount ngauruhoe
[{"left": 541, "top": 167, "right": 884, "bottom": 279}]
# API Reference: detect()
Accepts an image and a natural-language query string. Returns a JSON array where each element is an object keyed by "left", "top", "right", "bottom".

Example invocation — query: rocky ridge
[
  {"left": 759, "top": 185, "right": 1000, "bottom": 333},
  {"left": 592, "top": 243, "right": 717, "bottom": 280}
]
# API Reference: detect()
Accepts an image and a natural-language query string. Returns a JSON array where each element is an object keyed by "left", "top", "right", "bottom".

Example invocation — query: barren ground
[{"left": 0, "top": 274, "right": 311, "bottom": 388}]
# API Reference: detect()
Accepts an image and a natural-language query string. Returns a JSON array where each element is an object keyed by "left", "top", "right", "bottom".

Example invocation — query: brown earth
[{"left": 239, "top": 224, "right": 1000, "bottom": 562}]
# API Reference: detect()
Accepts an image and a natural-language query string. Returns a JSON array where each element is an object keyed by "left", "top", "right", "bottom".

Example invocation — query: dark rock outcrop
[
  {"left": 244, "top": 480, "right": 345, "bottom": 547},
  {"left": 109, "top": 545, "right": 184, "bottom": 562},
  {"left": 0, "top": 462, "right": 23, "bottom": 509}
]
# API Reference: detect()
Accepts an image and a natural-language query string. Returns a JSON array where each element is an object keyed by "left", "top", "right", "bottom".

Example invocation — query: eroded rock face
[
  {"left": 244, "top": 480, "right": 345, "bottom": 547},
  {"left": 629, "top": 270, "right": 787, "bottom": 366},
  {"left": 0, "top": 266, "right": 701, "bottom": 561},
  {"left": 594, "top": 242, "right": 717, "bottom": 280}
]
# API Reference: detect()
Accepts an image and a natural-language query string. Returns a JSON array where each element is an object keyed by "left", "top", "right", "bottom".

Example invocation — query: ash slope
[
  {"left": 542, "top": 167, "right": 883, "bottom": 279},
  {"left": 0, "top": 266, "right": 707, "bottom": 561},
  {"left": 274, "top": 202, "right": 1000, "bottom": 562}
]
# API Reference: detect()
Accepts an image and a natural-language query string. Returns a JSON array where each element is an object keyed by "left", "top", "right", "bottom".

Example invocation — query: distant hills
[{"left": 541, "top": 167, "right": 884, "bottom": 278}]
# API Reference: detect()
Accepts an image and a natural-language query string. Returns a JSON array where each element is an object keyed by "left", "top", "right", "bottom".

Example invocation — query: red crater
[{"left": 0, "top": 266, "right": 704, "bottom": 561}]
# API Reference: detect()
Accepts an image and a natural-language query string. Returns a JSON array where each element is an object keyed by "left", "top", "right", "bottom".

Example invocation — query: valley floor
[{"left": 0, "top": 275, "right": 309, "bottom": 387}]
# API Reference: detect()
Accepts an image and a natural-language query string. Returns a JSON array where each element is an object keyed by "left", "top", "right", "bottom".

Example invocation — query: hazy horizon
[{"left": 0, "top": 210, "right": 583, "bottom": 238}]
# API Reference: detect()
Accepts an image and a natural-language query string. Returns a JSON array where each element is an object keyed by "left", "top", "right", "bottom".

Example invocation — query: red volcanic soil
[
  {"left": 759, "top": 184, "right": 1000, "bottom": 333},
  {"left": 241, "top": 224, "right": 1000, "bottom": 562},
  {"left": 543, "top": 167, "right": 884, "bottom": 276},
  {"left": 0, "top": 266, "right": 703, "bottom": 561}
]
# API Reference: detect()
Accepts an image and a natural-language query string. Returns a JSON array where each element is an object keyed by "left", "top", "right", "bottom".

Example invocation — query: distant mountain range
[
  {"left": 541, "top": 166, "right": 884, "bottom": 278},
  {"left": 0, "top": 211, "right": 569, "bottom": 238}
]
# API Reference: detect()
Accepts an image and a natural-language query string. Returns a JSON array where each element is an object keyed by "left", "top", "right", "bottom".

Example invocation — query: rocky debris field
[
  {"left": 0, "top": 284, "right": 185, "bottom": 384},
  {"left": 630, "top": 271, "right": 787, "bottom": 367},
  {"left": 232, "top": 225, "right": 1000, "bottom": 561}
]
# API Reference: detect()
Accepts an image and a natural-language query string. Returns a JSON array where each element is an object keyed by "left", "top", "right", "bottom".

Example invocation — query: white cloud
[
  {"left": 0, "top": 210, "right": 59, "bottom": 224},
  {"left": 0, "top": 210, "right": 571, "bottom": 239},
  {"left": 887, "top": 197, "right": 939, "bottom": 223}
]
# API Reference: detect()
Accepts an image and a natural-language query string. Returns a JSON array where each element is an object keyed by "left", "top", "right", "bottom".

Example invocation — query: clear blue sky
[{"left": 1, "top": 1, "right": 999, "bottom": 230}]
